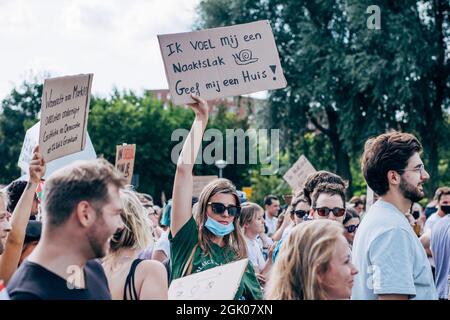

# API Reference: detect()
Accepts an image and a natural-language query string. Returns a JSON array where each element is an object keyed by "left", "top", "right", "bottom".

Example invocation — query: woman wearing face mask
[{"left": 170, "top": 94, "right": 262, "bottom": 300}]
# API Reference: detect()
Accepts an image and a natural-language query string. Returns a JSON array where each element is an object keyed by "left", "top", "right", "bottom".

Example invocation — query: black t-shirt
[{"left": 7, "top": 260, "right": 111, "bottom": 300}]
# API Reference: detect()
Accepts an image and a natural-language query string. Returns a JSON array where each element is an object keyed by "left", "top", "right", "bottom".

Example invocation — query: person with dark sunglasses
[
  {"left": 310, "top": 183, "right": 347, "bottom": 224},
  {"left": 342, "top": 207, "right": 360, "bottom": 246},
  {"left": 169, "top": 94, "right": 262, "bottom": 300},
  {"left": 272, "top": 192, "right": 311, "bottom": 263}
]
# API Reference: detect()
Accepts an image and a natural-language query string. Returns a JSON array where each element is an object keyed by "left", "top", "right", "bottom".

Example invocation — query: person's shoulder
[
  {"left": 432, "top": 215, "right": 450, "bottom": 233},
  {"left": 169, "top": 216, "right": 197, "bottom": 240},
  {"left": 137, "top": 260, "right": 167, "bottom": 284},
  {"left": 9, "top": 292, "right": 41, "bottom": 300},
  {"left": 138, "top": 260, "right": 166, "bottom": 273},
  {"left": 7, "top": 261, "right": 48, "bottom": 299}
]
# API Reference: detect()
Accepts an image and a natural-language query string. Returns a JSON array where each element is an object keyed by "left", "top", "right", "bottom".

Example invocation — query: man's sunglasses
[
  {"left": 314, "top": 207, "right": 346, "bottom": 217},
  {"left": 294, "top": 210, "right": 308, "bottom": 218},
  {"left": 208, "top": 202, "right": 241, "bottom": 217},
  {"left": 344, "top": 224, "right": 359, "bottom": 233}
]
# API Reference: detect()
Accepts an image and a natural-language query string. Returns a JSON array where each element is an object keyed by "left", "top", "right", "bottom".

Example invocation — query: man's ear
[
  {"left": 75, "top": 201, "right": 95, "bottom": 228},
  {"left": 387, "top": 170, "right": 401, "bottom": 186}
]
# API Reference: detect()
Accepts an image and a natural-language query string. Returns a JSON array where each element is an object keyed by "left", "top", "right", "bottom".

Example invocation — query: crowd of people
[{"left": 0, "top": 95, "right": 449, "bottom": 300}]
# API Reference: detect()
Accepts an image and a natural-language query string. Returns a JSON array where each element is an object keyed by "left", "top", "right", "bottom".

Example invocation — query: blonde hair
[
  {"left": 109, "top": 188, "right": 154, "bottom": 252},
  {"left": 265, "top": 219, "right": 344, "bottom": 300},
  {"left": 239, "top": 202, "right": 263, "bottom": 228},
  {"left": 194, "top": 178, "right": 247, "bottom": 259}
]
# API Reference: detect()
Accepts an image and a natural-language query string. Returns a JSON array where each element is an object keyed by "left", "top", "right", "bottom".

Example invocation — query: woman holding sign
[{"left": 170, "top": 94, "right": 262, "bottom": 300}]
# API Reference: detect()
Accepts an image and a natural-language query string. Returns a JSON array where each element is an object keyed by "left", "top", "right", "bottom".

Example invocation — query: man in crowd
[
  {"left": 430, "top": 206, "right": 450, "bottom": 300},
  {"left": 420, "top": 187, "right": 450, "bottom": 286},
  {"left": 310, "top": 183, "right": 347, "bottom": 224},
  {"left": 424, "top": 187, "right": 450, "bottom": 233},
  {"left": 7, "top": 158, "right": 126, "bottom": 300},
  {"left": 263, "top": 195, "right": 280, "bottom": 237},
  {"left": 352, "top": 131, "right": 437, "bottom": 300}
]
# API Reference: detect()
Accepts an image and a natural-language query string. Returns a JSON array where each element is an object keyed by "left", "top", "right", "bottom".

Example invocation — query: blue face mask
[{"left": 204, "top": 216, "right": 234, "bottom": 237}]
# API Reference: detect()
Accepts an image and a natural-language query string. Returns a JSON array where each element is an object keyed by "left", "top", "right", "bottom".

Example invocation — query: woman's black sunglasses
[
  {"left": 208, "top": 202, "right": 241, "bottom": 217},
  {"left": 294, "top": 210, "right": 308, "bottom": 218},
  {"left": 344, "top": 224, "right": 359, "bottom": 233}
]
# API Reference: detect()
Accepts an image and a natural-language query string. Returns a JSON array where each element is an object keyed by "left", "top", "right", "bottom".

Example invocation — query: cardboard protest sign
[
  {"left": 283, "top": 155, "right": 317, "bottom": 191},
  {"left": 158, "top": 20, "right": 287, "bottom": 105},
  {"left": 18, "top": 121, "right": 96, "bottom": 179},
  {"left": 168, "top": 259, "right": 248, "bottom": 300},
  {"left": 115, "top": 144, "right": 136, "bottom": 185},
  {"left": 193, "top": 175, "right": 218, "bottom": 197},
  {"left": 39, "top": 74, "right": 93, "bottom": 163},
  {"left": 242, "top": 187, "right": 253, "bottom": 200}
]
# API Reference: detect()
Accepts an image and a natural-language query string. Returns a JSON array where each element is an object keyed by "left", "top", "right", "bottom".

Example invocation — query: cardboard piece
[
  {"left": 283, "top": 155, "right": 317, "bottom": 191},
  {"left": 168, "top": 259, "right": 248, "bottom": 300},
  {"left": 192, "top": 175, "right": 218, "bottom": 197},
  {"left": 158, "top": 20, "right": 287, "bottom": 105},
  {"left": 39, "top": 74, "right": 93, "bottom": 163},
  {"left": 242, "top": 187, "right": 253, "bottom": 200},
  {"left": 18, "top": 121, "right": 96, "bottom": 180},
  {"left": 115, "top": 144, "right": 136, "bottom": 185}
]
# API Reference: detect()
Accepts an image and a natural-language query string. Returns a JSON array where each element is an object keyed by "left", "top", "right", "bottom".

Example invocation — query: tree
[
  {"left": 0, "top": 80, "right": 42, "bottom": 184},
  {"left": 196, "top": 0, "right": 450, "bottom": 198},
  {"left": 89, "top": 90, "right": 257, "bottom": 203}
]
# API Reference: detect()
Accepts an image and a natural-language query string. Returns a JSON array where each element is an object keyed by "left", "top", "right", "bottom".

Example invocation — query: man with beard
[
  {"left": 7, "top": 158, "right": 125, "bottom": 300},
  {"left": 351, "top": 131, "right": 437, "bottom": 300}
]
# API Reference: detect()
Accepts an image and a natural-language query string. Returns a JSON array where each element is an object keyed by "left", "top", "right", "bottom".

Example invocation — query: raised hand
[
  {"left": 29, "top": 146, "right": 46, "bottom": 184},
  {"left": 186, "top": 94, "right": 209, "bottom": 120}
]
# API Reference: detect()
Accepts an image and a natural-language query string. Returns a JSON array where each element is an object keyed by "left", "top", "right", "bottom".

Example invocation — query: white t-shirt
[
  {"left": 154, "top": 230, "right": 170, "bottom": 258},
  {"left": 264, "top": 215, "right": 278, "bottom": 237},
  {"left": 245, "top": 236, "right": 266, "bottom": 273},
  {"left": 424, "top": 212, "right": 444, "bottom": 232},
  {"left": 352, "top": 199, "right": 437, "bottom": 300},
  {"left": 281, "top": 223, "right": 294, "bottom": 239}
]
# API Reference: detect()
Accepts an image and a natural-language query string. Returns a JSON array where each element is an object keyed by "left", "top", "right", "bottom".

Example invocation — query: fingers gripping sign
[
  {"left": 187, "top": 94, "right": 209, "bottom": 120},
  {"left": 29, "top": 146, "right": 47, "bottom": 184}
]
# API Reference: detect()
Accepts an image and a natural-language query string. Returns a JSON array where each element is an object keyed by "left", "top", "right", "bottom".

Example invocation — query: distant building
[{"left": 146, "top": 89, "right": 265, "bottom": 122}]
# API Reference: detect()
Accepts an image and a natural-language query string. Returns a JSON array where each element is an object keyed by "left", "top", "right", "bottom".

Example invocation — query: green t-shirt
[{"left": 169, "top": 217, "right": 263, "bottom": 300}]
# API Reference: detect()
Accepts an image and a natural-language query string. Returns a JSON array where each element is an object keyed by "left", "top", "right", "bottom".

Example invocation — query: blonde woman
[
  {"left": 170, "top": 94, "right": 262, "bottom": 300},
  {"left": 265, "top": 219, "right": 358, "bottom": 300},
  {"left": 102, "top": 188, "right": 168, "bottom": 300}
]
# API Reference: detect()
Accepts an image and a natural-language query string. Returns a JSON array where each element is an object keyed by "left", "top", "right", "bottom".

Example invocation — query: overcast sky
[{"left": 0, "top": 0, "right": 202, "bottom": 100}]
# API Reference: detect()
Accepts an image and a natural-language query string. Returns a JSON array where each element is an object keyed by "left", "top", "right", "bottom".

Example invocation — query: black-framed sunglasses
[
  {"left": 314, "top": 207, "right": 346, "bottom": 217},
  {"left": 344, "top": 224, "right": 359, "bottom": 233},
  {"left": 294, "top": 209, "right": 308, "bottom": 218},
  {"left": 208, "top": 202, "right": 241, "bottom": 217}
]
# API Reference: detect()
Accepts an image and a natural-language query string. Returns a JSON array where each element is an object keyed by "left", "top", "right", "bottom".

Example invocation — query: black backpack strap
[{"left": 123, "top": 259, "right": 144, "bottom": 300}]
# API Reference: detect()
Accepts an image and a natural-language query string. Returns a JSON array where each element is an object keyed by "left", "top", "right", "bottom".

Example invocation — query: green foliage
[
  {"left": 196, "top": 0, "right": 450, "bottom": 199},
  {"left": 0, "top": 80, "right": 42, "bottom": 182}
]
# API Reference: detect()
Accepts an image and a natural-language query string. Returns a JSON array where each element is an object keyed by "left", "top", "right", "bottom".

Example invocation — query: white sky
[{"left": 0, "top": 0, "right": 202, "bottom": 100}]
